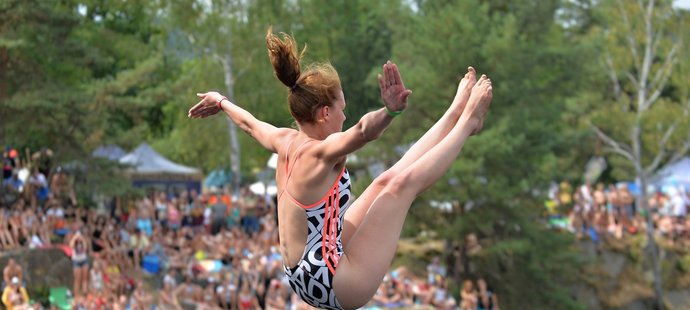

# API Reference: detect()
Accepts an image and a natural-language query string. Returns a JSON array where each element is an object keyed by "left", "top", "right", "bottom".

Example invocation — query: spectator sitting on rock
[
  {"left": 173, "top": 276, "right": 202, "bottom": 307},
  {"left": 477, "top": 277, "right": 500, "bottom": 310},
  {"left": 1, "top": 276, "right": 29, "bottom": 310},
  {"left": 0, "top": 211, "right": 17, "bottom": 249},
  {"left": 215, "top": 271, "right": 237, "bottom": 309},
  {"left": 9, "top": 202, "right": 25, "bottom": 247},
  {"left": 49, "top": 167, "right": 76, "bottom": 207},
  {"left": 459, "top": 279, "right": 477, "bottom": 310},
  {"left": 432, "top": 278, "right": 457, "bottom": 310},
  {"left": 3, "top": 259, "right": 22, "bottom": 289},
  {"left": 130, "top": 282, "right": 153, "bottom": 310},
  {"left": 129, "top": 228, "right": 150, "bottom": 270},
  {"left": 159, "top": 269, "right": 181, "bottom": 309}
]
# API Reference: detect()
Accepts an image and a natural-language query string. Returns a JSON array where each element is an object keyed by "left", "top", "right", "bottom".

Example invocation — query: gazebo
[{"left": 118, "top": 143, "right": 203, "bottom": 193}]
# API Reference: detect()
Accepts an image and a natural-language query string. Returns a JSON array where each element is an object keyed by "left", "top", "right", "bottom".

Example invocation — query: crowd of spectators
[
  {"left": 2, "top": 146, "right": 500, "bottom": 309},
  {"left": 545, "top": 180, "right": 690, "bottom": 248},
  {"left": 366, "top": 260, "right": 499, "bottom": 310}
]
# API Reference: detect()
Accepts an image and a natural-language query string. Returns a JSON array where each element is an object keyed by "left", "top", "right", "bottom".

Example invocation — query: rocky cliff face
[
  {"left": 575, "top": 238, "right": 690, "bottom": 310},
  {"left": 0, "top": 248, "right": 72, "bottom": 289}
]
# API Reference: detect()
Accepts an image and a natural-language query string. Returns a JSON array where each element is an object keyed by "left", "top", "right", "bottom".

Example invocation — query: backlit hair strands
[{"left": 266, "top": 27, "right": 342, "bottom": 124}]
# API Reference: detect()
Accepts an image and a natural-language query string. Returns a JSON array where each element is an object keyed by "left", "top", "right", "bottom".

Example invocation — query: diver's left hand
[{"left": 378, "top": 61, "right": 411, "bottom": 113}]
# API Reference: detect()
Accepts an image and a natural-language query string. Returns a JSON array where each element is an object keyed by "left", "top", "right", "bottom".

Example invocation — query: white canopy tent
[
  {"left": 651, "top": 157, "right": 690, "bottom": 188},
  {"left": 119, "top": 143, "right": 201, "bottom": 175},
  {"left": 118, "top": 143, "right": 203, "bottom": 192}
]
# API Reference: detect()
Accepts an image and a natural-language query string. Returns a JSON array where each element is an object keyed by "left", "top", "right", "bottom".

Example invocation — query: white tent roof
[
  {"left": 249, "top": 181, "right": 278, "bottom": 196},
  {"left": 92, "top": 145, "right": 127, "bottom": 161},
  {"left": 652, "top": 157, "right": 690, "bottom": 186},
  {"left": 267, "top": 153, "right": 278, "bottom": 169},
  {"left": 119, "top": 143, "right": 200, "bottom": 175}
]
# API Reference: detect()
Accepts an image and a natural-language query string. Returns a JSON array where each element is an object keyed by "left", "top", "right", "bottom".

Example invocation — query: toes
[{"left": 468, "top": 66, "right": 476, "bottom": 76}]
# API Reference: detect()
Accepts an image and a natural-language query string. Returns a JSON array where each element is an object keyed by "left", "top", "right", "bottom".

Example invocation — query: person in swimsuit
[
  {"left": 189, "top": 28, "right": 492, "bottom": 309},
  {"left": 70, "top": 230, "right": 90, "bottom": 298}
]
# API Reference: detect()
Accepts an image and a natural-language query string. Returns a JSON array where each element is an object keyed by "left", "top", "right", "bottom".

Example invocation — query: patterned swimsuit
[{"left": 279, "top": 140, "right": 352, "bottom": 310}]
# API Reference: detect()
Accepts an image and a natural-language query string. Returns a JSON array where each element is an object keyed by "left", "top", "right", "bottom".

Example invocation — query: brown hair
[{"left": 266, "top": 27, "right": 341, "bottom": 124}]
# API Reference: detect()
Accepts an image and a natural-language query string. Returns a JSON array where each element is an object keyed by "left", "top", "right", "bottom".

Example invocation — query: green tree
[
  {"left": 584, "top": 1, "right": 690, "bottom": 308},
  {"left": 156, "top": 0, "right": 405, "bottom": 179},
  {"left": 0, "top": 0, "right": 177, "bottom": 203},
  {"left": 356, "top": 0, "right": 597, "bottom": 308}
]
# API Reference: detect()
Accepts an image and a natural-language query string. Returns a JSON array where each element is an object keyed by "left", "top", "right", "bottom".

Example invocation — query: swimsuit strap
[{"left": 278, "top": 138, "right": 314, "bottom": 200}]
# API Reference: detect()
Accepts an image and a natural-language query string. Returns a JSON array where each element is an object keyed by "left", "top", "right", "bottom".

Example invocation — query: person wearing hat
[{"left": 1, "top": 276, "right": 29, "bottom": 310}]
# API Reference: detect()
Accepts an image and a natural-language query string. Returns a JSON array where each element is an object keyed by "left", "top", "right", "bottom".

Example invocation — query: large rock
[{"left": 0, "top": 248, "right": 73, "bottom": 289}]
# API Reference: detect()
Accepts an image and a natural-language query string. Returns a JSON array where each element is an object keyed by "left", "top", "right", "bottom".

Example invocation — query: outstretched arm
[
  {"left": 313, "top": 61, "right": 411, "bottom": 161},
  {"left": 188, "top": 93, "right": 293, "bottom": 153}
]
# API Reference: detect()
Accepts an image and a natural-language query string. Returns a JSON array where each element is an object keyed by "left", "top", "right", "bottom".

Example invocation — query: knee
[
  {"left": 382, "top": 170, "right": 414, "bottom": 197},
  {"left": 372, "top": 169, "right": 396, "bottom": 189}
]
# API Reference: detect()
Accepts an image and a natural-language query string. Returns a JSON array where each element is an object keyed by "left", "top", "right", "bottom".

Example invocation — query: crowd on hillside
[
  {"left": 2, "top": 146, "right": 500, "bottom": 309},
  {"left": 545, "top": 180, "right": 690, "bottom": 247}
]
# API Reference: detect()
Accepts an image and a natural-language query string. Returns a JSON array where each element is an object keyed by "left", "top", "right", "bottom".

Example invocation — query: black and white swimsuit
[{"left": 279, "top": 140, "right": 352, "bottom": 310}]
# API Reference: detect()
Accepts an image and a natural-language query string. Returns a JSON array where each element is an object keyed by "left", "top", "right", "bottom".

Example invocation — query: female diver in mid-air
[{"left": 188, "top": 28, "right": 493, "bottom": 309}]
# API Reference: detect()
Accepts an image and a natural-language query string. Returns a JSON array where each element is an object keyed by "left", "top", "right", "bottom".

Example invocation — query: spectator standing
[
  {"left": 28, "top": 168, "right": 48, "bottom": 207},
  {"left": 619, "top": 183, "right": 635, "bottom": 219},
  {"left": 593, "top": 183, "right": 607, "bottom": 211},
  {"left": 2, "top": 146, "right": 17, "bottom": 180},
  {"left": 70, "top": 230, "right": 90, "bottom": 297},
  {"left": 3, "top": 171, "right": 23, "bottom": 204},
  {"left": 30, "top": 148, "right": 53, "bottom": 179},
  {"left": 210, "top": 193, "right": 228, "bottom": 235}
]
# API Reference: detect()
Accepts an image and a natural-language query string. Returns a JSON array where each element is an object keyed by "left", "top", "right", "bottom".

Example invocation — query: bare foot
[
  {"left": 452, "top": 66, "right": 477, "bottom": 114},
  {"left": 464, "top": 74, "right": 493, "bottom": 135}
]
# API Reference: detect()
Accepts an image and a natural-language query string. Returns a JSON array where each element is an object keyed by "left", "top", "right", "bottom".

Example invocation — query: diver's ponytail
[{"left": 266, "top": 27, "right": 305, "bottom": 91}]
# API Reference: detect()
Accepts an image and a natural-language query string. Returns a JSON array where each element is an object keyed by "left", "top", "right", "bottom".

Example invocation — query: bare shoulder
[{"left": 275, "top": 129, "right": 301, "bottom": 154}]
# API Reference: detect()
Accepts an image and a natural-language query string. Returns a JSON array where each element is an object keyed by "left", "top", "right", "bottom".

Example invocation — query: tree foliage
[{"left": 2, "top": 0, "right": 690, "bottom": 308}]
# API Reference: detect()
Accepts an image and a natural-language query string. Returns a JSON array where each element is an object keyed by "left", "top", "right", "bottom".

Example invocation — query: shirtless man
[{"left": 3, "top": 259, "right": 22, "bottom": 288}]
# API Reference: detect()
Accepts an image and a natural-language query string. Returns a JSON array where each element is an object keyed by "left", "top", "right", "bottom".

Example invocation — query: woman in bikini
[
  {"left": 189, "top": 29, "right": 492, "bottom": 309},
  {"left": 70, "top": 230, "right": 90, "bottom": 298}
]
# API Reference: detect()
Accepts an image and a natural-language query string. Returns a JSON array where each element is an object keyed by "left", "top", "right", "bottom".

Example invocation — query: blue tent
[{"left": 204, "top": 169, "right": 233, "bottom": 188}]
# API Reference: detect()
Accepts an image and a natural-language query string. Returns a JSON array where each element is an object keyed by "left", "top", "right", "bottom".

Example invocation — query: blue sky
[{"left": 675, "top": 0, "right": 690, "bottom": 9}]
